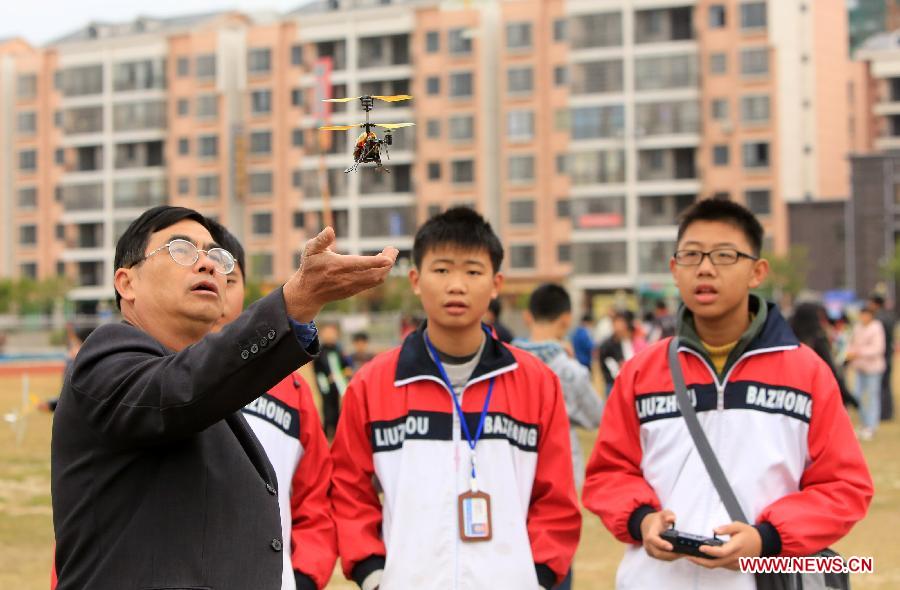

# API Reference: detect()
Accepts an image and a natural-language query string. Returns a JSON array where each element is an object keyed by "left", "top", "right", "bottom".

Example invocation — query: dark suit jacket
[{"left": 51, "top": 288, "right": 316, "bottom": 590}]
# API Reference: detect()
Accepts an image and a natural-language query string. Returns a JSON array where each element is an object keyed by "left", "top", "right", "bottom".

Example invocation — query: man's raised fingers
[{"left": 304, "top": 227, "right": 336, "bottom": 257}]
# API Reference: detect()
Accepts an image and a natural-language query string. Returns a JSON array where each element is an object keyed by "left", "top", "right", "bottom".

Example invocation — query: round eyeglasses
[
  {"left": 139, "top": 239, "right": 235, "bottom": 275},
  {"left": 673, "top": 248, "right": 759, "bottom": 266}
]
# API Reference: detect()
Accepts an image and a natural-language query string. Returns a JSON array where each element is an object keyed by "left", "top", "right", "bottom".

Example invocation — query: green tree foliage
[
  {"left": 759, "top": 246, "right": 809, "bottom": 301},
  {"left": 0, "top": 277, "right": 71, "bottom": 315}
]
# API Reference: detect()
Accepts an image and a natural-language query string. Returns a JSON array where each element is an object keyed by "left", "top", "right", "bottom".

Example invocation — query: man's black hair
[
  {"left": 528, "top": 283, "right": 572, "bottom": 322},
  {"left": 207, "top": 219, "right": 246, "bottom": 283},
  {"left": 676, "top": 198, "right": 764, "bottom": 256},
  {"left": 352, "top": 332, "right": 369, "bottom": 342},
  {"left": 113, "top": 206, "right": 211, "bottom": 308},
  {"left": 412, "top": 206, "right": 504, "bottom": 273}
]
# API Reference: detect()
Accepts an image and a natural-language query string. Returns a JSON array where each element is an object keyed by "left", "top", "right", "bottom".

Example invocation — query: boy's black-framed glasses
[
  {"left": 673, "top": 248, "right": 759, "bottom": 266},
  {"left": 137, "top": 239, "right": 235, "bottom": 275}
]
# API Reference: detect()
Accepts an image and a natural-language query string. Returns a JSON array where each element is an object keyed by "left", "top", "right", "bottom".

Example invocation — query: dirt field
[{"left": 1, "top": 368, "right": 896, "bottom": 589}]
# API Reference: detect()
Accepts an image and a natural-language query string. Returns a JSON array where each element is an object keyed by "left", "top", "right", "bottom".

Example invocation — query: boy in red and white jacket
[
  {"left": 331, "top": 207, "right": 581, "bottom": 590},
  {"left": 582, "top": 199, "right": 873, "bottom": 589}
]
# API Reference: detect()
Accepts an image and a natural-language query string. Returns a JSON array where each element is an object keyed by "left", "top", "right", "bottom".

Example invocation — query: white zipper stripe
[
  {"left": 677, "top": 344, "right": 799, "bottom": 395},
  {"left": 393, "top": 363, "right": 519, "bottom": 393}
]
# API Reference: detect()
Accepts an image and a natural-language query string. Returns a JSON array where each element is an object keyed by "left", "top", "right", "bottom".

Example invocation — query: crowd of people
[{"left": 46, "top": 199, "right": 878, "bottom": 590}]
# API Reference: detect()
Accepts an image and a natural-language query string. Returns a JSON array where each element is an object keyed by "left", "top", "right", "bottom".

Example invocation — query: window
[
  {"left": 713, "top": 145, "right": 729, "bottom": 166},
  {"left": 448, "top": 28, "right": 472, "bottom": 55},
  {"left": 198, "top": 135, "right": 218, "bottom": 158},
  {"left": 574, "top": 241, "right": 627, "bottom": 274},
  {"left": 18, "top": 187, "right": 37, "bottom": 209},
  {"left": 570, "top": 12, "right": 623, "bottom": 49},
  {"left": 251, "top": 90, "right": 272, "bottom": 115},
  {"left": 740, "top": 47, "right": 768, "bottom": 76},
  {"left": 58, "top": 65, "right": 102, "bottom": 97},
  {"left": 709, "top": 52, "right": 727, "bottom": 75},
  {"left": 711, "top": 98, "right": 729, "bottom": 121},
  {"left": 427, "top": 161, "right": 441, "bottom": 180},
  {"left": 291, "top": 44, "right": 303, "bottom": 66},
  {"left": 56, "top": 225, "right": 65, "bottom": 241},
  {"left": 709, "top": 5, "right": 726, "bottom": 28},
  {"left": 252, "top": 212, "right": 273, "bottom": 235},
  {"left": 426, "top": 76, "right": 441, "bottom": 96},
  {"left": 638, "top": 194, "right": 697, "bottom": 226},
  {"left": 508, "top": 154, "right": 535, "bottom": 183},
  {"left": 114, "top": 59, "right": 165, "bottom": 91},
  {"left": 554, "top": 65, "right": 567, "bottom": 87},
  {"left": 639, "top": 240, "right": 677, "bottom": 274},
  {"left": 557, "top": 244, "right": 571, "bottom": 263},
  {"left": 741, "top": 95, "right": 770, "bottom": 123},
  {"left": 426, "top": 119, "right": 441, "bottom": 138},
  {"left": 177, "top": 57, "right": 190, "bottom": 77},
  {"left": 635, "top": 101, "right": 699, "bottom": 136},
  {"left": 17, "top": 73, "right": 37, "bottom": 99},
  {"left": 449, "top": 115, "right": 474, "bottom": 142},
  {"left": 740, "top": 2, "right": 767, "bottom": 30},
  {"left": 571, "top": 59, "right": 624, "bottom": 94},
  {"left": 507, "top": 67, "right": 533, "bottom": 94},
  {"left": 178, "top": 99, "right": 190, "bottom": 117},
  {"left": 507, "top": 111, "right": 535, "bottom": 142},
  {"left": 248, "top": 48, "right": 272, "bottom": 74},
  {"left": 197, "top": 95, "right": 218, "bottom": 118},
  {"left": 249, "top": 171, "right": 273, "bottom": 195},
  {"left": 449, "top": 72, "right": 473, "bottom": 98},
  {"left": 20, "top": 262, "right": 37, "bottom": 279},
  {"left": 509, "top": 244, "right": 535, "bottom": 269},
  {"left": 509, "top": 200, "right": 535, "bottom": 225},
  {"left": 452, "top": 160, "right": 475, "bottom": 184},
  {"left": 178, "top": 177, "right": 190, "bottom": 195},
  {"left": 292, "top": 169, "right": 302, "bottom": 188},
  {"left": 293, "top": 211, "right": 305, "bottom": 228},
  {"left": 197, "top": 175, "right": 219, "bottom": 199},
  {"left": 713, "top": 191, "right": 731, "bottom": 201},
  {"left": 54, "top": 111, "right": 63, "bottom": 128},
  {"left": 19, "top": 224, "right": 37, "bottom": 245},
  {"left": 745, "top": 189, "right": 771, "bottom": 214},
  {"left": 565, "top": 151, "right": 626, "bottom": 185},
  {"left": 426, "top": 31, "right": 440, "bottom": 53},
  {"left": 556, "top": 199, "right": 570, "bottom": 218},
  {"left": 17, "top": 112, "right": 36, "bottom": 135},
  {"left": 291, "top": 88, "right": 303, "bottom": 107},
  {"left": 506, "top": 22, "right": 532, "bottom": 50},
  {"left": 196, "top": 55, "right": 216, "bottom": 79},
  {"left": 634, "top": 54, "right": 697, "bottom": 91},
  {"left": 178, "top": 137, "right": 190, "bottom": 156},
  {"left": 19, "top": 150, "right": 37, "bottom": 172},
  {"left": 571, "top": 105, "right": 626, "bottom": 139},
  {"left": 553, "top": 18, "right": 567, "bottom": 42},
  {"left": 292, "top": 128, "right": 304, "bottom": 147},
  {"left": 742, "top": 141, "right": 770, "bottom": 168},
  {"left": 427, "top": 204, "right": 442, "bottom": 218},
  {"left": 54, "top": 147, "right": 65, "bottom": 165},
  {"left": 250, "top": 252, "right": 274, "bottom": 280},
  {"left": 250, "top": 130, "right": 272, "bottom": 155}
]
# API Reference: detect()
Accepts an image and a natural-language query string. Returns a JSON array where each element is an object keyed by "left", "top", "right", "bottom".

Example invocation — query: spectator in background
[
  {"left": 847, "top": 307, "right": 886, "bottom": 441},
  {"left": 349, "top": 331, "right": 374, "bottom": 372},
  {"left": 40, "top": 323, "right": 97, "bottom": 413},
  {"left": 790, "top": 302, "right": 855, "bottom": 408},
  {"left": 598, "top": 310, "right": 646, "bottom": 395},
  {"left": 867, "top": 294, "right": 895, "bottom": 421},
  {"left": 647, "top": 300, "right": 676, "bottom": 343},
  {"left": 312, "top": 322, "right": 351, "bottom": 438},
  {"left": 570, "top": 314, "right": 595, "bottom": 371},
  {"left": 485, "top": 297, "right": 514, "bottom": 343}
]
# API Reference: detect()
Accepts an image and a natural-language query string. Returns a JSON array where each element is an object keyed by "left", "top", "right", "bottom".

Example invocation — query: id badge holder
[{"left": 458, "top": 489, "right": 492, "bottom": 542}]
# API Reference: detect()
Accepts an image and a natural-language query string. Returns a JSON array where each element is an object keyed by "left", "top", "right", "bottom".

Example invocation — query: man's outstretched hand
[{"left": 284, "top": 227, "right": 399, "bottom": 322}]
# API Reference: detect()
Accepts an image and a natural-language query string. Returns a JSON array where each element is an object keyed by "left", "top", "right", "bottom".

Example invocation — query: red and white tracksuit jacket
[
  {"left": 583, "top": 304, "right": 873, "bottom": 590},
  {"left": 330, "top": 326, "right": 581, "bottom": 590},
  {"left": 241, "top": 372, "right": 337, "bottom": 590}
]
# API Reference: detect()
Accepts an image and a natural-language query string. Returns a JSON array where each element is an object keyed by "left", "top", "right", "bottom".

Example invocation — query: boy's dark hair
[
  {"left": 488, "top": 297, "right": 502, "bottom": 318},
  {"left": 528, "top": 283, "right": 572, "bottom": 322},
  {"left": 114, "top": 206, "right": 211, "bottom": 308},
  {"left": 655, "top": 300, "right": 668, "bottom": 311},
  {"left": 676, "top": 198, "right": 764, "bottom": 256},
  {"left": 412, "top": 207, "right": 504, "bottom": 272},
  {"left": 207, "top": 219, "right": 246, "bottom": 283},
  {"left": 581, "top": 313, "right": 593, "bottom": 324},
  {"left": 868, "top": 294, "right": 885, "bottom": 308},
  {"left": 352, "top": 332, "right": 369, "bottom": 342}
]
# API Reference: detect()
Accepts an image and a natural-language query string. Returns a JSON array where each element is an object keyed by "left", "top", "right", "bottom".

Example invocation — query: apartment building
[{"left": 0, "top": 0, "right": 857, "bottom": 312}]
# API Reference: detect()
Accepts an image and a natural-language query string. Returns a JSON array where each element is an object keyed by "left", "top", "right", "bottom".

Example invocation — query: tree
[{"left": 760, "top": 246, "right": 809, "bottom": 303}]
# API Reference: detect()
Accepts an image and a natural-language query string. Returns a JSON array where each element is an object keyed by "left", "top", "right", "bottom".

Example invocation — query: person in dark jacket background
[{"left": 790, "top": 302, "right": 856, "bottom": 409}]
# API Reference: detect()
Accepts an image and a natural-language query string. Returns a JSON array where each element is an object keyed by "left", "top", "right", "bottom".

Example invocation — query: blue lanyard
[{"left": 423, "top": 332, "right": 495, "bottom": 484}]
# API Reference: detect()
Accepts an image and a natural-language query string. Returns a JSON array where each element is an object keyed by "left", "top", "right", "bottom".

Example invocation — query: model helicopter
[{"left": 318, "top": 94, "right": 414, "bottom": 173}]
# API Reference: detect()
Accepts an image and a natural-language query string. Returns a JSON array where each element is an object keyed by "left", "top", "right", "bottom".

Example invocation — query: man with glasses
[
  {"left": 582, "top": 199, "right": 872, "bottom": 589},
  {"left": 51, "top": 206, "right": 397, "bottom": 590}
]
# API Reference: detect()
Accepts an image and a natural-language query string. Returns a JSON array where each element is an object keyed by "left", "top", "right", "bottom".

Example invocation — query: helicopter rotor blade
[
  {"left": 372, "top": 94, "right": 413, "bottom": 102},
  {"left": 318, "top": 125, "right": 358, "bottom": 131},
  {"left": 374, "top": 123, "right": 415, "bottom": 129},
  {"left": 322, "top": 97, "right": 361, "bottom": 103}
]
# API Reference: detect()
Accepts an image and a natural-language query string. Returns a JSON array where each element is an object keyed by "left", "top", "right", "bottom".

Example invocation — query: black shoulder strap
[{"left": 668, "top": 337, "right": 748, "bottom": 523}]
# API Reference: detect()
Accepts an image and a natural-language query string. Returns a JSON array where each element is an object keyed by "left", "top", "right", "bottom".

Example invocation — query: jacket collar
[
  {"left": 677, "top": 294, "right": 799, "bottom": 377},
  {"left": 394, "top": 321, "right": 518, "bottom": 392}
]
